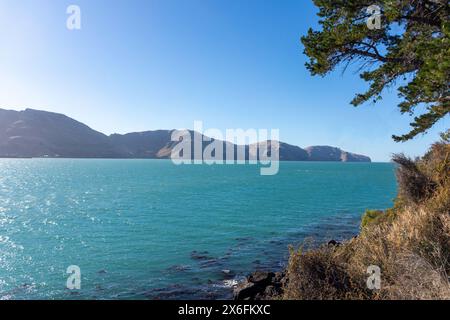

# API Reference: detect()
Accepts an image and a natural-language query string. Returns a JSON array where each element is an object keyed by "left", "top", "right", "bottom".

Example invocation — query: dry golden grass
[{"left": 283, "top": 141, "right": 450, "bottom": 300}]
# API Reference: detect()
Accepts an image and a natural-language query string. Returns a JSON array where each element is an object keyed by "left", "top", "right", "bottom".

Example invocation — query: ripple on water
[{"left": 0, "top": 160, "right": 397, "bottom": 299}]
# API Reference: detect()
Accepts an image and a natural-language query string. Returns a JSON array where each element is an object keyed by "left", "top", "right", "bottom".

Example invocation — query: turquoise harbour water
[{"left": 0, "top": 159, "right": 397, "bottom": 300}]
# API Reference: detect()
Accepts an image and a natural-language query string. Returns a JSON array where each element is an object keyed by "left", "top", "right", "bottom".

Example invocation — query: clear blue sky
[{"left": 0, "top": 0, "right": 447, "bottom": 161}]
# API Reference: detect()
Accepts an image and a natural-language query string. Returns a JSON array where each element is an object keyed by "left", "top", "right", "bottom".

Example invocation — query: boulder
[
  {"left": 234, "top": 271, "right": 285, "bottom": 300},
  {"left": 248, "top": 271, "right": 275, "bottom": 286}
]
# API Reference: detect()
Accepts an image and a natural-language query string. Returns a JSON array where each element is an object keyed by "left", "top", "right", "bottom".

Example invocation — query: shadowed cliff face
[
  {"left": 248, "top": 141, "right": 309, "bottom": 161},
  {"left": 0, "top": 109, "right": 120, "bottom": 158},
  {"left": 305, "top": 146, "right": 371, "bottom": 162},
  {"left": 0, "top": 108, "right": 371, "bottom": 162},
  {"left": 109, "top": 130, "right": 176, "bottom": 158}
]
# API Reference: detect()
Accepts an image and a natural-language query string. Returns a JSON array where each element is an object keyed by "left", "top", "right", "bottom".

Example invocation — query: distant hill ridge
[{"left": 0, "top": 108, "right": 371, "bottom": 162}]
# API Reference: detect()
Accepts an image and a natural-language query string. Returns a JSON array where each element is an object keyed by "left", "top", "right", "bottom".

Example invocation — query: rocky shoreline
[
  {"left": 233, "top": 270, "right": 286, "bottom": 300},
  {"left": 233, "top": 240, "right": 342, "bottom": 300}
]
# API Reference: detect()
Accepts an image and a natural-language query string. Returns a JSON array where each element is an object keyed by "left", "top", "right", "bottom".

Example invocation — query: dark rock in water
[
  {"left": 234, "top": 271, "right": 284, "bottom": 300},
  {"left": 191, "top": 250, "right": 214, "bottom": 261},
  {"left": 199, "top": 259, "right": 220, "bottom": 269},
  {"left": 166, "top": 265, "right": 191, "bottom": 272},
  {"left": 328, "top": 240, "right": 342, "bottom": 247}
]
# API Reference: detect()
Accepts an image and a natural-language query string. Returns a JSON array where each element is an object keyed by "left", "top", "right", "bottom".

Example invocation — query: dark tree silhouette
[{"left": 302, "top": 0, "right": 449, "bottom": 141}]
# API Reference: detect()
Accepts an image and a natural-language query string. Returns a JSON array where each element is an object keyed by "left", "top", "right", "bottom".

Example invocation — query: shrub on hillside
[
  {"left": 392, "top": 154, "right": 436, "bottom": 204},
  {"left": 361, "top": 210, "right": 385, "bottom": 229}
]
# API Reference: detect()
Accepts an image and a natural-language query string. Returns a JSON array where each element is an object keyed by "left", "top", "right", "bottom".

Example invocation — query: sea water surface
[{"left": 0, "top": 159, "right": 397, "bottom": 299}]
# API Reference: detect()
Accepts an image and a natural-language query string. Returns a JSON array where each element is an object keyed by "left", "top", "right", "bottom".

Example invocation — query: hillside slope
[
  {"left": 0, "top": 108, "right": 371, "bottom": 162},
  {"left": 0, "top": 109, "right": 120, "bottom": 158}
]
